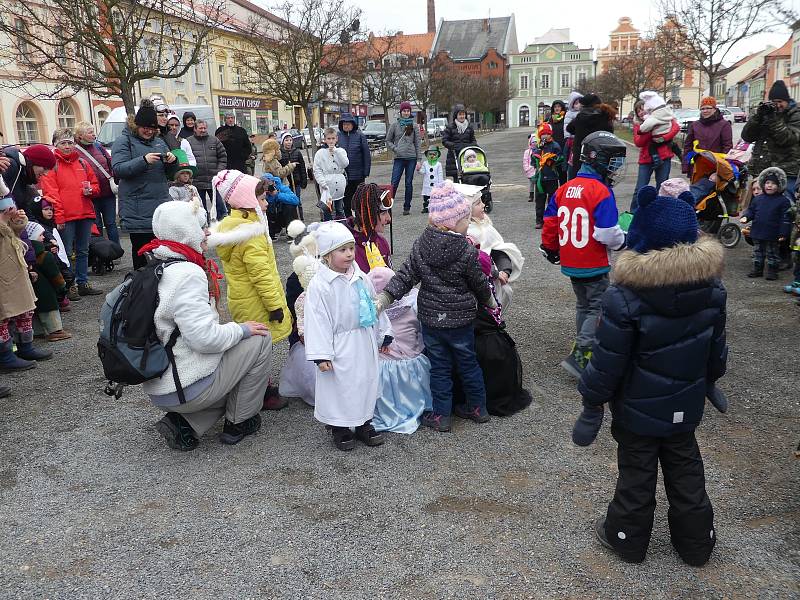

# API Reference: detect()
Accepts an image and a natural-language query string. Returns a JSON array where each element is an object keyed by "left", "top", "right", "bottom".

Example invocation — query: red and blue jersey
[{"left": 541, "top": 173, "right": 625, "bottom": 278}]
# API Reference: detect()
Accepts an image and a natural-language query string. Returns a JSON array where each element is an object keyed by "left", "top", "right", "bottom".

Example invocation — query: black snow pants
[{"left": 604, "top": 424, "right": 716, "bottom": 566}]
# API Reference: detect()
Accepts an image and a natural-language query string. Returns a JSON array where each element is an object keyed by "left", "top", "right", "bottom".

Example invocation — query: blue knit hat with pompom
[{"left": 627, "top": 186, "right": 698, "bottom": 253}]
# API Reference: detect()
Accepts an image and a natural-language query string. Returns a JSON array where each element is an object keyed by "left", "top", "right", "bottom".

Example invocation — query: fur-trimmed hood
[
  {"left": 757, "top": 166, "right": 788, "bottom": 193},
  {"left": 613, "top": 235, "right": 724, "bottom": 289},
  {"left": 207, "top": 219, "right": 269, "bottom": 248}
]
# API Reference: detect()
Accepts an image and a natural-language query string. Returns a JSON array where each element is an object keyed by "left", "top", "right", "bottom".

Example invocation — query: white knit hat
[
  {"left": 288, "top": 220, "right": 318, "bottom": 258},
  {"left": 308, "top": 221, "right": 354, "bottom": 257},
  {"left": 152, "top": 200, "right": 208, "bottom": 252},
  {"left": 293, "top": 254, "right": 319, "bottom": 289},
  {"left": 639, "top": 91, "right": 666, "bottom": 113},
  {"left": 24, "top": 221, "right": 45, "bottom": 241}
]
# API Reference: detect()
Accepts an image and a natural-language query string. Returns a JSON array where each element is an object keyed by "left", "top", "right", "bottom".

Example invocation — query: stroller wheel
[{"left": 718, "top": 223, "right": 741, "bottom": 248}]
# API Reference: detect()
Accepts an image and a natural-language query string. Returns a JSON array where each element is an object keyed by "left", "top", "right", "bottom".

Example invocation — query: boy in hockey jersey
[{"left": 540, "top": 131, "right": 627, "bottom": 377}]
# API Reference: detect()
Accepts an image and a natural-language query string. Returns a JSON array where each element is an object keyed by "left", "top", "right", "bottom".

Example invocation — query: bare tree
[
  {"left": 658, "top": 0, "right": 786, "bottom": 93},
  {"left": 430, "top": 56, "right": 470, "bottom": 116},
  {"left": 235, "top": 0, "right": 362, "bottom": 151},
  {"left": 360, "top": 33, "right": 405, "bottom": 127},
  {"left": 402, "top": 54, "right": 435, "bottom": 131},
  {"left": 0, "top": 0, "right": 227, "bottom": 113}
]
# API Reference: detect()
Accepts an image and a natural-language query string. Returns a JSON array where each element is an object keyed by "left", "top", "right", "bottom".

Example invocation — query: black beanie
[
  {"left": 580, "top": 93, "right": 601, "bottom": 107},
  {"left": 134, "top": 105, "right": 158, "bottom": 128},
  {"left": 768, "top": 80, "right": 791, "bottom": 102}
]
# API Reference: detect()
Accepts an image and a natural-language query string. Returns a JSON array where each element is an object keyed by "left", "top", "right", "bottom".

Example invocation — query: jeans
[
  {"left": 630, "top": 161, "right": 672, "bottom": 212},
  {"left": 420, "top": 323, "right": 486, "bottom": 416},
  {"left": 199, "top": 187, "right": 227, "bottom": 222},
  {"left": 391, "top": 158, "right": 417, "bottom": 211},
  {"left": 92, "top": 195, "right": 120, "bottom": 244},
  {"left": 753, "top": 239, "right": 780, "bottom": 269},
  {"left": 605, "top": 425, "right": 715, "bottom": 565},
  {"left": 60, "top": 219, "right": 93, "bottom": 285},
  {"left": 571, "top": 275, "right": 609, "bottom": 349}
]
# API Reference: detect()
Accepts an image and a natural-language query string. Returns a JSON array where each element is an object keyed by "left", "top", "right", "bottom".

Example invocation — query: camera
[
  {"left": 757, "top": 101, "right": 776, "bottom": 117},
  {"left": 267, "top": 183, "right": 276, "bottom": 193},
  {"left": 159, "top": 152, "right": 168, "bottom": 161}
]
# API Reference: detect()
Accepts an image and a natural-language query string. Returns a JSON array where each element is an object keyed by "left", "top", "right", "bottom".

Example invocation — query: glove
[
  {"left": 539, "top": 243, "right": 560, "bottom": 265},
  {"left": 572, "top": 405, "right": 604, "bottom": 447},
  {"left": 375, "top": 291, "right": 393, "bottom": 314},
  {"left": 706, "top": 385, "right": 728, "bottom": 414},
  {"left": 268, "top": 308, "right": 284, "bottom": 323}
]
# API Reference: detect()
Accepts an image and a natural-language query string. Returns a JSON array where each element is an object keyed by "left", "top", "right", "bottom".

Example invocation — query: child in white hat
[{"left": 303, "top": 220, "right": 392, "bottom": 450}]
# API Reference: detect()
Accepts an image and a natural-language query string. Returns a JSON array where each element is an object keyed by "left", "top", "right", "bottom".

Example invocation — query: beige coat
[{"left": 0, "top": 218, "right": 36, "bottom": 321}]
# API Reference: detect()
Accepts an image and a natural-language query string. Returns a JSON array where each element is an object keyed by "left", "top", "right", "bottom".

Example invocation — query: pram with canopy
[{"left": 457, "top": 146, "right": 493, "bottom": 213}]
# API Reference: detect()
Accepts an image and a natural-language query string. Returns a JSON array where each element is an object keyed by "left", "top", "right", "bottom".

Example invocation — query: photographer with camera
[
  {"left": 111, "top": 104, "right": 176, "bottom": 269},
  {"left": 742, "top": 81, "right": 800, "bottom": 198}
]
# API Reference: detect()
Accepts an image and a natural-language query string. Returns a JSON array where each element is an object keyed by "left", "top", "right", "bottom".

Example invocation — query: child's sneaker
[
  {"left": 421, "top": 412, "right": 451, "bottom": 432},
  {"left": 561, "top": 345, "right": 590, "bottom": 379},
  {"left": 354, "top": 420, "right": 385, "bottom": 446},
  {"left": 453, "top": 404, "right": 491, "bottom": 423}
]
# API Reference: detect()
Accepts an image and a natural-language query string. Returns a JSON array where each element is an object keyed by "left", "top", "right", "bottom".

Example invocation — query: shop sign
[
  {"left": 218, "top": 95, "right": 270, "bottom": 110},
  {"left": 350, "top": 104, "right": 368, "bottom": 117}
]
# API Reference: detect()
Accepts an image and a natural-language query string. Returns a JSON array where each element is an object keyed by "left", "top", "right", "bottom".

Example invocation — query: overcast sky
[{"left": 356, "top": 1, "right": 792, "bottom": 65}]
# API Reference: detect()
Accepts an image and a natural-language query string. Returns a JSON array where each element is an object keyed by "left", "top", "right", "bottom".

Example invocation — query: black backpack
[{"left": 97, "top": 260, "right": 185, "bottom": 401}]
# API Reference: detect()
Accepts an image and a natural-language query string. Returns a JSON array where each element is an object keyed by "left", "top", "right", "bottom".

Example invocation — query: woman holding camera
[{"left": 111, "top": 104, "right": 176, "bottom": 269}]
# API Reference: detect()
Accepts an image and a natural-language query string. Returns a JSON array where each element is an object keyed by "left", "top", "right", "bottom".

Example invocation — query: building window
[
  {"left": 578, "top": 72, "right": 587, "bottom": 88},
  {"left": 519, "top": 106, "right": 530, "bottom": 127},
  {"left": 367, "top": 60, "right": 375, "bottom": 69},
  {"left": 785, "top": 61, "right": 791, "bottom": 78},
  {"left": 416, "top": 56, "right": 424, "bottom": 67},
  {"left": 16, "top": 102, "right": 40, "bottom": 145},
  {"left": 560, "top": 72, "right": 570, "bottom": 88},
  {"left": 489, "top": 61, "right": 497, "bottom": 69},
  {"left": 540, "top": 74, "right": 550, "bottom": 89},
  {"left": 14, "top": 18, "right": 30, "bottom": 61},
  {"left": 57, "top": 99, "right": 77, "bottom": 129},
  {"left": 520, "top": 74, "right": 529, "bottom": 90},
  {"left": 97, "top": 110, "right": 109, "bottom": 127},
  {"left": 218, "top": 64, "right": 225, "bottom": 88},
  {"left": 194, "top": 63, "right": 204, "bottom": 85},
  {"left": 383, "top": 58, "right": 392, "bottom": 69}
]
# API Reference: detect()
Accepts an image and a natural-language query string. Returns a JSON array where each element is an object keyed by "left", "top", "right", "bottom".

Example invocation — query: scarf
[
  {"left": 456, "top": 119, "right": 469, "bottom": 134},
  {"left": 398, "top": 117, "right": 414, "bottom": 128},
  {"left": 550, "top": 113, "right": 564, "bottom": 123},
  {"left": 137, "top": 239, "right": 223, "bottom": 300}
]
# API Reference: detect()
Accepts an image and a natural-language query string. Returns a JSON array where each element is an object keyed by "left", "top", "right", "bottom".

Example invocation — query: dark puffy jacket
[
  {"left": 1, "top": 147, "right": 38, "bottom": 214},
  {"left": 215, "top": 124, "right": 251, "bottom": 171},
  {"left": 742, "top": 193, "right": 792, "bottom": 241},
  {"left": 111, "top": 120, "right": 170, "bottom": 233},
  {"left": 186, "top": 133, "right": 227, "bottom": 190},
  {"left": 279, "top": 146, "right": 308, "bottom": 191},
  {"left": 442, "top": 105, "right": 477, "bottom": 178},
  {"left": 337, "top": 113, "right": 371, "bottom": 181},
  {"left": 578, "top": 236, "right": 728, "bottom": 437},
  {"left": 565, "top": 104, "right": 615, "bottom": 173},
  {"left": 741, "top": 102, "right": 800, "bottom": 177},
  {"left": 384, "top": 226, "right": 492, "bottom": 329},
  {"left": 683, "top": 111, "right": 733, "bottom": 172}
]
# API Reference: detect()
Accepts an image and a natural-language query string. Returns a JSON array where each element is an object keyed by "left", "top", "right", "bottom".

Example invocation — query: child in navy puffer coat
[
  {"left": 740, "top": 166, "right": 792, "bottom": 280},
  {"left": 573, "top": 186, "right": 728, "bottom": 567}
]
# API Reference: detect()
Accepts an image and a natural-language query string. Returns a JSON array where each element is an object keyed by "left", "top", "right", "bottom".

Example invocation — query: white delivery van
[{"left": 97, "top": 104, "right": 217, "bottom": 148}]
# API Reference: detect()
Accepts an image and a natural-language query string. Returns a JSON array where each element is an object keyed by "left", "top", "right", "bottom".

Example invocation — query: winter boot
[
  {"left": 594, "top": 518, "right": 645, "bottom": 564},
  {"left": 15, "top": 332, "right": 53, "bottom": 361},
  {"left": 67, "top": 284, "right": 82, "bottom": 301},
  {"left": 747, "top": 263, "right": 764, "bottom": 278},
  {"left": 354, "top": 420, "right": 385, "bottom": 446},
  {"left": 220, "top": 413, "right": 262, "bottom": 445},
  {"left": 328, "top": 425, "right": 356, "bottom": 451},
  {"left": 421, "top": 198, "right": 429, "bottom": 213},
  {"left": 156, "top": 412, "right": 199, "bottom": 451},
  {"left": 421, "top": 411, "right": 452, "bottom": 432},
  {"left": 765, "top": 265, "right": 779, "bottom": 281},
  {"left": 528, "top": 192, "right": 534, "bottom": 203},
  {"left": 262, "top": 384, "right": 288, "bottom": 410},
  {"left": 0, "top": 339, "right": 36, "bottom": 373},
  {"left": 78, "top": 282, "right": 103, "bottom": 296},
  {"left": 453, "top": 404, "right": 491, "bottom": 423}
]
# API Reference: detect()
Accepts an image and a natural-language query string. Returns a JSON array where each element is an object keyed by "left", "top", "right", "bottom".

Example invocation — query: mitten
[
  {"left": 268, "top": 308, "right": 284, "bottom": 322},
  {"left": 572, "top": 405, "right": 604, "bottom": 447},
  {"left": 706, "top": 385, "right": 728, "bottom": 414},
  {"left": 539, "top": 243, "right": 560, "bottom": 265}
]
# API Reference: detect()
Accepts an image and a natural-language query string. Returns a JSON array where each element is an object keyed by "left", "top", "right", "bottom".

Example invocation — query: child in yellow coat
[{"left": 208, "top": 169, "right": 292, "bottom": 409}]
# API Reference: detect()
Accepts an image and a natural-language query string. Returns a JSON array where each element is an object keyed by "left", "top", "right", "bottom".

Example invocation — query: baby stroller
[
  {"left": 457, "top": 146, "right": 493, "bottom": 213},
  {"left": 689, "top": 149, "right": 743, "bottom": 248}
]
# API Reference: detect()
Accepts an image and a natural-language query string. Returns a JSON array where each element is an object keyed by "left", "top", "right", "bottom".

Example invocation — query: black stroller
[{"left": 457, "top": 146, "right": 493, "bottom": 213}]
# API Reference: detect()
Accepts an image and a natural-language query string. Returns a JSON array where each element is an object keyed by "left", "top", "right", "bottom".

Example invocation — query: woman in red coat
[
  {"left": 40, "top": 128, "right": 102, "bottom": 296},
  {"left": 631, "top": 100, "right": 680, "bottom": 212}
]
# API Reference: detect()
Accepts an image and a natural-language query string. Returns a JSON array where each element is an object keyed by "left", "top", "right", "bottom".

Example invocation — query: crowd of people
[{"left": 2, "top": 83, "right": 799, "bottom": 569}]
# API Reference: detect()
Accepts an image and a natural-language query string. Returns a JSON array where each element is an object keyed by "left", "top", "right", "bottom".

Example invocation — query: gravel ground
[{"left": 1, "top": 128, "right": 798, "bottom": 599}]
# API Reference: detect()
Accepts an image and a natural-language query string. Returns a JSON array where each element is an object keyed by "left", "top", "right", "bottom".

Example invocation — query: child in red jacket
[
  {"left": 40, "top": 128, "right": 102, "bottom": 296},
  {"left": 540, "top": 131, "right": 627, "bottom": 377}
]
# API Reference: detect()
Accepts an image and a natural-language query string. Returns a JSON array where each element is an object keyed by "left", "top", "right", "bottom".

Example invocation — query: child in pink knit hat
[{"left": 376, "top": 181, "right": 495, "bottom": 432}]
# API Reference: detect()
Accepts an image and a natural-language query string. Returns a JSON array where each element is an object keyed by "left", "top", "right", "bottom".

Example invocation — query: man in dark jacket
[
  {"left": 187, "top": 120, "right": 228, "bottom": 222},
  {"left": 573, "top": 186, "right": 728, "bottom": 567},
  {"left": 215, "top": 113, "right": 252, "bottom": 172},
  {"left": 742, "top": 80, "right": 800, "bottom": 195},
  {"left": 279, "top": 132, "right": 308, "bottom": 196},
  {"left": 441, "top": 104, "right": 477, "bottom": 180},
  {"left": 338, "top": 113, "right": 371, "bottom": 218},
  {"left": 566, "top": 94, "right": 616, "bottom": 179},
  {"left": 1, "top": 145, "right": 56, "bottom": 214}
]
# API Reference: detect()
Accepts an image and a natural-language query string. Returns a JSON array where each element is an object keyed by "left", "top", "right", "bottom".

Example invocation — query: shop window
[{"left": 16, "top": 102, "right": 40, "bottom": 145}]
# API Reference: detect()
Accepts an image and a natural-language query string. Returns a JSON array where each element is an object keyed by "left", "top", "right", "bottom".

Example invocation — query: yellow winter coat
[{"left": 209, "top": 209, "right": 291, "bottom": 343}]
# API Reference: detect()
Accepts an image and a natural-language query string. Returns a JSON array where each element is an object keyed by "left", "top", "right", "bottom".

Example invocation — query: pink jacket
[{"left": 523, "top": 147, "right": 537, "bottom": 178}]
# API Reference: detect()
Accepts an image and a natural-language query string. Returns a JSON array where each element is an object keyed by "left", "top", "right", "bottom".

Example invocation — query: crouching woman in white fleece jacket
[{"left": 141, "top": 200, "right": 273, "bottom": 451}]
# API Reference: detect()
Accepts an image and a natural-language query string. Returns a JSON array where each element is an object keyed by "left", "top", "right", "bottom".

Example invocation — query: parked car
[
  {"left": 718, "top": 108, "right": 735, "bottom": 125},
  {"left": 426, "top": 117, "right": 448, "bottom": 138},
  {"left": 362, "top": 120, "right": 387, "bottom": 144},
  {"left": 97, "top": 104, "right": 217, "bottom": 149},
  {"left": 728, "top": 106, "right": 747, "bottom": 122},
  {"left": 676, "top": 108, "right": 701, "bottom": 132},
  {"left": 281, "top": 128, "right": 305, "bottom": 149},
  {"left": 302, "top": 127, "right": 324, "bottom": 147}
]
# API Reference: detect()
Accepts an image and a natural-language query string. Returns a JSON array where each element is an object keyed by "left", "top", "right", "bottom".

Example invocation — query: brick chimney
[{"left": 427, "top": 0, "right": 436, "bottom": 33}]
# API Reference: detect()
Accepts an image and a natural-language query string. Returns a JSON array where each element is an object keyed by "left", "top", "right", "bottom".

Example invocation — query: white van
[{"left": 97, "top": 104, "right": 217, "bottom": 148}]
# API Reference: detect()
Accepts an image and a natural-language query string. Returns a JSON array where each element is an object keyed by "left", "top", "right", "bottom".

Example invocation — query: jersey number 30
[{"left": 558, "top": 205, "right": 590, "bottom": 248}]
